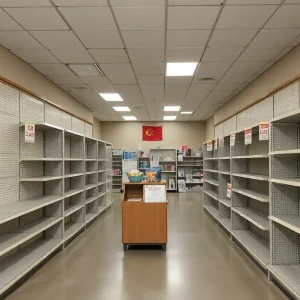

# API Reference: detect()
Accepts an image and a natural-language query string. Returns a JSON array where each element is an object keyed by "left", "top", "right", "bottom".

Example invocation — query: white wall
[{"left": 101, "top": 121, "right": 206, "bottom": 150}]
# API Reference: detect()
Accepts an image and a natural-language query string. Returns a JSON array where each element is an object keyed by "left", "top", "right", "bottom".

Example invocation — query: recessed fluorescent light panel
[
  {"left": 68, "top": 64, "right": 104, "bottom": 76},
  {"left": 99, "top": 93, "right": 123, "bottom": 102},
  {"left": 166, "top": 62, "right": 198, "bottom": 77},
  {"left": 164, "top": 106, "right": 180, "bottom": 112},
  {"left": 164, "top": 116, "right": 177, "bottom": 121},
  {"left": 123, "top": 116, "right": 137, "bottom": 121},
  {"left": 180, "top": 111, "right": 193, "bottom": 115},
  {"left": 113, "top": 107, "right": 131, "bottom": 112}
]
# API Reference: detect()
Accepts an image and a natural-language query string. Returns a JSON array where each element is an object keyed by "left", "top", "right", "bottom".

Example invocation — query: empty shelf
[
  {"left": 205, "top": 158, "right": 218, "bottom": 161},
  {"left": 270, "top": 215, "right": 300, "bottom": 234},
  {"left": 232, "top": 173, "right": 268, "bottom": 181},
  {"left": 64, "top": 203, "right": 83, "bottom": 217},
  {"left": 231, "top": 155, "right": 268, "bottom": 159},
  {"left": 64, "top": 173, "right": 84, "bottom": 178},
  {"left": 204, "top": 169, "right": 219, "bottom": 173},
  {"left": 233, "top": 187, "right": 269, "bottom": 202},
  {"left": 204, "top": 179, "right": 219, "bottom": 186},
  {"left": 20, "top": 122, "right": 63, "bottom": 132},
  {"left": 64, "top": 223, "right": 84, "bottom": 240},
  {"left": 219, "top": 218, "right": 232, "bottom": 231},
  {"left": 0, "top": 239, "right": 63, "bottom": 294},
  {"left": 85, "top": 196, "right": 98, "bottom": 205},
  {"left": 98, "top": 182, "right": 106, "bottom": 186},
  {"left": 85, "top": 184, "right": 97, "bottom": 190},
  {"left": 270, "top": 178, "right": 300, "bottom": 187},
  {"left": 162, "top": 171, "right": 176, "bottom": 173},
  {"left": 219, "top": 198, "right": 231, "bottom": 207},
  {"left": 85, "top": 159, "right": 97, "bottom": 161},
  {"left": 85, "top": 213, "right": 97, "bottom": 224},
  {"left": 20, "top": 158, "right": 62, "bottom": 161},
  {"left": 98, "top": 206, "right": 106, "bottom": 215},
  {"left": 98, "top": 192, "right": 106, "bottom": 197},
  {"left": 85, "top": 171, "right": 97, "bottom": 175},
  {"left": 270, "top": 149, "right": 300, "bottom": 155},
  {"left": 177, "top": 165, "right": 203, "bottom": 167},
  {"left": 232, "top": 207, "right": 269, "bottom": 230},
  {"left": 203, "top": 190, "right": 218, "bottom": 201},
  {"left": 219, "top": 170, "right": 230, "bottom": 175},
  {"left": 0, "top": 217, "right": 61, "bottom": 257},
  {"left": 219, "top": 157, "right": 230, "bottom": 160},
  {"left": 204, "top": 205, "right": 219, "bottom": 220},
  {"left": 0, "top": 195, "right": 64, "bottom": 225},
  {"left": 20, "top": 175, "right": 63, "bottom": 182},
  {"left": 269, "top": 265, "right": 300, "bottom": 298},
  {"left": 232, "top": 230, "right": 269, "bottom": 266},
  {"left": 64, "top": 188, "right": 84, "bottom": 198},
  {"left": 64, "top": 158, "right": 84, "bottom": 161},
  {"left": 98, "top": 170, "right": 106, "bottom": 173}
]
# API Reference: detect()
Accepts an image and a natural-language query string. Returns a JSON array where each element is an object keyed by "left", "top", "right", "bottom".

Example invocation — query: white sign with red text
[
  {"left": 207, "top": 141, "right": 212, "bottom": 152},
  {"left": 214, "top": 139, "right": 218, "bottom": 150},
  {"left": 259, "top": 122, "right": 269, "bottom": 141},
  {"left": 144, "top": 185, "right": 166, "bottom": 203},
  {"left": 245, "top": 128, "right": 252, "bottom": 145},
  {"left": 227, "top": 183, "right": 232, "bottom": 199},
  {"left": 25, "top": 123, "right": 35, "bottom": 143},
  {"left": 230, "top": 133, "right": 236, "bottom": 147}
]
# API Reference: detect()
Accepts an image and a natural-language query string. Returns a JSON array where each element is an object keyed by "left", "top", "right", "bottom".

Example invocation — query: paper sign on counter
[
  {"left": 144, "top": 185, "right": 166, "bottom": 203},
  {"left": 25, "top": 123, "right": 35, "bottom": 143},
  {"left": 259, "top": 122, "right": 269, "bottom": 141}
]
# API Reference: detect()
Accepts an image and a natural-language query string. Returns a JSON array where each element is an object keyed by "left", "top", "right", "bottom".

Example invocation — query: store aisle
[{"left": 7, "top": 193, "right": 287, "bottom": 300}]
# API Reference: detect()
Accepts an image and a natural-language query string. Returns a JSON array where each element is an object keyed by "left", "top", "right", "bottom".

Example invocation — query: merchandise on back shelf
[
  {"left": 196, "top": 159, "right": 203, "bottom": 166},
  {"left": 181, "top": 144, "right": 188, "bottom": 156},
  {"left": 192, "top": 168, "right": 202, "bottom": 177},
  {"left": 178, "top": 167, "right": 185, "bottom": 177},
  {"left": 186, "top": 174, "right": 193, "bottom": 183},
  {"left": 178, "top": 179, "right": 186, "bottom": 192},
  {"left": 169, "top": 178, "right": 176, "bottom": 190},
  {"left": 178, "top": 153, "right": 183, "bottom": 161}
]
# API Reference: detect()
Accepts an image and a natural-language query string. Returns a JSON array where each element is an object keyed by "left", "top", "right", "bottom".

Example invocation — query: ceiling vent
[
  {"left": 68, "top": 64, "right": 105, "bottom": 76},
  {"left": 198, "top": 77, "right": 215, "bottom": 82}
]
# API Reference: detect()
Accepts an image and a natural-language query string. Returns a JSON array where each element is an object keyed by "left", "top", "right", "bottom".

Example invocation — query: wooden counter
[{"left": 122, "top": 181, "right": 168, "bottom": 251}]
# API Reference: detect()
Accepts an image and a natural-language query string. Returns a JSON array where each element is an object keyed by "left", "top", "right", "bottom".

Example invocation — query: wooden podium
[{"left": 122, "top": 181, "right": 168, "bottom": 251}]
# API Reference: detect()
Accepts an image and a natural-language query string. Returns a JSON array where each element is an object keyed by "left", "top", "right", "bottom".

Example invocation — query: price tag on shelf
[
  {"left": 230, "top": 133, "right": 236, "bottom": 147},
  {"left": 244, "top": 128, "right": 252, "bottom": 145},
  {"left": 25, "top": 123, "right": 35, "bottom": 143},
  {"left": 214, "top": 139, "right": 218, "bottom": 150},
  {"left": 219, "top": 137, "right": 224, "bottom": 148},
  {"left": 259, "top": 122, "right": 269, "bottom": 141},
  {"left": 226, "top": 183, "right": 232, "bottom": 199},
  {"left": 207, "top": 140, "right": 212, "bottom": 152}
]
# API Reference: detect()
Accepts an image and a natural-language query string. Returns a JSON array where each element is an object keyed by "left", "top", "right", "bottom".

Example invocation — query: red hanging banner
[{"left": 142, "top": 126, "right": 163, "bottom": 141}]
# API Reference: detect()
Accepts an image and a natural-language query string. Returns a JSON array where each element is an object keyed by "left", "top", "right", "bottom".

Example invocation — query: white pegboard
[
  {"left": 45, "top": 104, "right": 61, "bottom": 128},
  {"left": 214, "top": 123, "right": 223, "bottom": 138},
  {"left": 20, "top": 93, "right": 44, "bottom": 123},
  {"left": 85, "top": 123, "right": 93, "bottom": 138},
  {"left": 274, "top": 81, "right": 300, "bottom": 117},
  {"left": 223, "top": 116, "right": 237, "bottom": 136},
  {"left": 237, "top": 108, "right": 251, "bottom": 132},
  {"left": 0, "top": 82, "right": 19, "bottom": 117},
  {"left": 71, "top": 117, "right": 84, "bottom": 135},
  {"left": 61, "top": 112, "right": 71, "bottom": 131},
  {"left": 250, "top": 96, "right": 274, "bottom": 125}
]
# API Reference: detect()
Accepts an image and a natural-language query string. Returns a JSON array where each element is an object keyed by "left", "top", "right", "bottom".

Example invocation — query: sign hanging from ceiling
[{"left": 142, "top": 126, "right": 163, "bottom": 141}]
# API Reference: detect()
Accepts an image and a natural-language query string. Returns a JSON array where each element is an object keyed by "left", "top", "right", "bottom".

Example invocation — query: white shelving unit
[
  {"left": 0, "top": 122, "right": 114, "bottom": 297},
  {"left": 149, "top": 148, "right": 177, "bottom": 191},
  {"left": 112, "top": 149, "right": 122, "bottom": 192}
]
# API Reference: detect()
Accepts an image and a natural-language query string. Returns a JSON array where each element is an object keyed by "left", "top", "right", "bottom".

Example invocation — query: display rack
[
  {"left": 177, "top": 153, "right": 203, "bottom": 193},
  {"left": 112, "top": 149, "right": 123, "bottom": 193},
  {"left": 138, "top": 156, "right": 150, "bottom": 174},
  {"left": 268, "top": 109, "right": 300, "bottom": 299},
  {"left": 0, "top": 122, "right": 114, "bottom": 296},
  {"left": 149, "top": 148, "right": 177, "bottom": 191}
]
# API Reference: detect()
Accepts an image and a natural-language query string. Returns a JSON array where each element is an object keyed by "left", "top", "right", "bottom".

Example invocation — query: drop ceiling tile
[
  {"left": 221, "top": 70, "right": 255, "bottom": 83},
  {"left": 209, "top": 29, "right": 258, "bottom": 47},
  {"left": 31, "top": 64, "right": 74, "bottom": 76},
  {"left": 5, "top": 7, "right": 69, "bottom": 30},
  {"left": 183, "top": 97, "right": 206, "bottom": 111},
  {"left": 226, "top": 0, "right": 282, "bottom": 3},
  {"left": 53, "top": 0, "right": 108, "bottom": 6},
  {"left": 137, "top": 75, "right": 164, "bottom": 85},
  {"left": 122, "top": 31, "right": 164, "bottom": 48},
  {"left": 237, "top": 46, "right": 285, "bottom": 62},
  {"left": 128, "top": 48, "right": 164, "bottom": 63},
  {"left": 30, "top": 31, "right": 83, "bottom": 50},
  {"left": 165, "top": 85, "right": 189, "bottom": 102},
  {"left": 166, "top": 48, "right": 205, "bottom": 62},
  {"left": 114, "top": 85, "right": 144, "bottom": 105},
  {"left": 0, "top": 31, "right": 43, "bottom": 49},
  {"left": 140, "top": 85, "right": 164, "bottom": 101},
  {"left": 195, "top": 62, "right": 232, "bottom": 81},
  {"left": 204, "top": 90, "right": 233, "bottom": 102},
  {"left": 285, "top": 0, "right": 300, "bottom": 3},
  {"left": 0, "top": 0, "right": 52, "bottom": 6},
  {"left": 216, "top": 5, "right": 277, "bottom": 29},
  {"left": 250, "top": 29, "right": 300, "bottom": 47},
  {"left": 0, "top": 8, "right": 22, "bottom": 30},
  {"left": 272, "top": 47, "right": 293, "bottom": 61},
  {"left": 89, "top": 49, "right": 129, "bottom": 63},
  {"left": 133, "top": 63, "right": 165, "bottom": 75},
  {"left": 169, "top": 0, "right": 223, "bottom": 4},
  {"left": 110, "top": 0, "right": 164, "bottom": 6},
  {"left": 265, "top": 5, "right": 300, "bottom": 28},
  {"left": 99, "top": 63, "right": 137, "bottom": 84},
  {"left": 185, "top": 83, "right": 216, "bottom": 101},
  {"left": 50, "top": 49, "right": 94, "bottom": 63},
  {"left": 229, "top": 61, "right": 267, "bottom": 73},
  {"left": 47, "top": 75, "right": 83, "bottom": 85},
  {"left": 113, "top": 7, "right": 164, "bottom": 30},
  {"left": 165, "top": 77, "right": 193, "bottom": 85},
  {"left": 75, "top": 30, "right": 123, "bottom": 49},
  {"left": 80, "top": 76, "right": 115, "bottom": 93},
  {"left": 202, "top": 47, "right": 244, "bottom": 62},
  {"left": 167, "top": 30, "right": 211, "bottom": 48},
  {"left": 257, "top": 61, "right": 275, "bottom": 73},
  {"left": 168, "top": 6, "right": 220, "bottom": 30},
  {"left": 59, "top": 7, "right": 116, "bottom": 31},
  {"left": 11, "top": 49, "right": 60, "bottom": 63},
  {"left": 214, "top": 80, "right": 247, "bottom": 91}
]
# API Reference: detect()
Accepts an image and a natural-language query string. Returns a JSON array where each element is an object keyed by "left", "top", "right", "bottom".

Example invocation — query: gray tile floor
[{"left": 7, "top": 193, "right": 287, "bottom": 300}]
